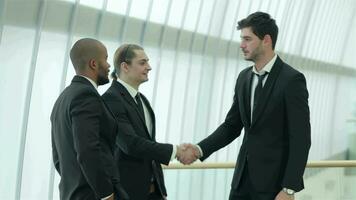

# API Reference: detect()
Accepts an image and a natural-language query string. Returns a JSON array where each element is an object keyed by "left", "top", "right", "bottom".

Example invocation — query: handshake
[{"left": 176, "top": 143, "right": 202, "bottom": 165}]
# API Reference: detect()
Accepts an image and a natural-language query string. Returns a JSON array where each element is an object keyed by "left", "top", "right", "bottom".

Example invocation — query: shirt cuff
[
  {"left": 101, "top": 193, "right": 113, "bottom": 200},
  {"left": 282, "top": 188, "right": 295, "bottom": 195},
  {"left": 196, "top": 145, "right": 203, "bottom": 157},
  {"left": 170, "top": 145, "right": 177, "bottom": 161}
]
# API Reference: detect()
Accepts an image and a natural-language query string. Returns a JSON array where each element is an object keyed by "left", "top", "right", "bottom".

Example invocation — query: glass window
[
  {"left": 107, "top": 0, "right": 129, "bottom": 15},
  {"left": 0, "top": 25, "right": 36, "bottom": 200},
  {"left": 220, "top": 0, "right": 240, "bottom": 40},
  {"left": 167, "top": 0, "right": 188, "bottom": 28},
  {"left": 130, "top": 0, "right": 151, "bottom": 20},
  {"left": 20, "top": 31, "right": 67, "bottom": 200},
  {"left": 183, "top": 0, "right": 202, "bottom": 31},
  {"left": 197, "top": 0, "right": 215, "bottom": 35},
  {"left": 80, "top": 0, "right": 102, "bottom": 9},
  {"left": 150, "top": 0, "right": 170, "bottom": 24}
]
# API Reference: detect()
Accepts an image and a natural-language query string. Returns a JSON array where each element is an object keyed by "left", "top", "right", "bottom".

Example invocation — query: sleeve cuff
[
  {"left": 282, "top": 188, "right": 295, "bottom": 195},
  {"left": 170, "top": 145, "right": 177, "bottom": 161},
  {"left": 101, "top": 193, "right": 113, "bottom": 200},
  {"left": 196, "top": 145, "right": 203, "bottom": 158}
]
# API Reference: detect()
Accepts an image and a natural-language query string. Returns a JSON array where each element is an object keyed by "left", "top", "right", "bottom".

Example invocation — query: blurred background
[{"left": 1, "top": 0, "right": 356, "bottom": 199}]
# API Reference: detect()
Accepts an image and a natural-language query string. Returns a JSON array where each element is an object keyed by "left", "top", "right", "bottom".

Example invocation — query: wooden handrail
[{"left": 162, "top": 160, "right": 356, "bottom": 170}]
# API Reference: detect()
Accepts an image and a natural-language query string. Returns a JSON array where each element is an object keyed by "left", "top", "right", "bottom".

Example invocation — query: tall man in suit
[
  {"left": 51, "top": 38, "right": 129, "bottom": 200},
  {"left": 181, "top": 12, "right": 311, "bottom": 200},
  {"left": 102, "top": 44, "right": 185, "bottom": 200}
]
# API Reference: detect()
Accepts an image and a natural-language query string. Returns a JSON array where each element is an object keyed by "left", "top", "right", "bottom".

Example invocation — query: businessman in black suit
[
  {"left": 51, "top": 38, "right": 128, "bottom": 200},
  {"left": 102, "top": 44, "right": 185, "bottom": 200},
  {"left": 181, "top": 12, "right": 311, "bottom": 200}
]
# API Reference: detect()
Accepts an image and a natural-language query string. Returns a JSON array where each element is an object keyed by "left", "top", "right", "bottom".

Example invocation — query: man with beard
[
  {"left": 51, "top": 38, "right": 128, "bottom": 200},
  {"left": 181, "top": 12, "right": 311, "bottom": 200}
]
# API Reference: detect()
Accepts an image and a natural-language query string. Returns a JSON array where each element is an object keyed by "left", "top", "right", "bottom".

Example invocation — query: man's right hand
[{"left": 176, "top": 143, "right": 201, "bottom": 165}]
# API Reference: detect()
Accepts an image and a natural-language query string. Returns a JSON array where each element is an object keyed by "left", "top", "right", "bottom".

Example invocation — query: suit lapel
[
  {"left": 140, "top": 94, "right": 156, "bottom": 140},
  {"left": 251, "top": 57, "right": 283, "bottom": 126},
  {"left": 112, "top": 81, "right": 152, "bottom": 138},
  {"left": 243, "top": 68, "right": 253, "bottom": 127}
]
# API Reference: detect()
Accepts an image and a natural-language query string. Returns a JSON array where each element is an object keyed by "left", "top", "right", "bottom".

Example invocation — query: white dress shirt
[
  {"left": 80, "top": 75, "right": 98, "bottom": 90},
  {"left": 250, "top": 54, "right": 277, "bottom": 121}
]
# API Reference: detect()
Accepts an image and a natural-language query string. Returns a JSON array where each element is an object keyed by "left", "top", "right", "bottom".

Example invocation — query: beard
[
  {"left": 96, "top": 63, "right": 110, "bottom": 85},
  {"left": 245, "top": 47, "right": 263, "bottom": 62},
  {"left": 243, "top": 40, "right": 264, "bottom": 62},
  {"left": 244, "top": 56, "right": 254, "bottom": 62},
  {"left": 97, "top": 72, "right": 109, "bottom": 85}
]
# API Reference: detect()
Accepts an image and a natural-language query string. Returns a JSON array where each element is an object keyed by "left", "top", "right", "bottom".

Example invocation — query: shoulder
[
  {"left": 278, "top": 59, "right": 305, "bottom": 82},
  {"left": 102, "top": 83, "right": 125, "bottom": 107},
  {"left": 72, "top": 83, "right": 99, "bottom": 101},
  {"left": 278, "top": 63, "right": 308, "bottom": 95},
  {"left": 102, "top": 82, "right": 121, "bottom": 99},
  {"left": 102, "top": 85, "right": 116, "bottom": 99},
  {"left": 236, "top": 66, "right": 252, "bottom": 81},
  {"left": 58, "top": 82, "right": 98, "bottom": 104},
  {"left": 239, "top": 66, "right": 253, "bottom": 76},
  {"left": 234, "top": 66, "right": 252, "bottom": 88}
]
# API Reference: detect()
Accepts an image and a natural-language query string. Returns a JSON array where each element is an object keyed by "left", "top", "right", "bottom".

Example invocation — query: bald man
[{"left": 51, "top": 38, "right": 129, "bottom": 200}]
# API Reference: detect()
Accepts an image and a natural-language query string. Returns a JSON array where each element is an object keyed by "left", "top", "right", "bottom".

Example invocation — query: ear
[
  {"left": 263, "top": 34, "right": 272, "bottom": 47},
  {"left": 120, "top": 62, "right": 129, "bottom": 73},
  {"left": 88, "top": 59, "right": 97, "bottom": 70}
]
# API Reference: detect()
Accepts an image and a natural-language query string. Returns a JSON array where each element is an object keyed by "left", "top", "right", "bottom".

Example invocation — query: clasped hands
[{"left": 176, "top": 143, "right": 201, "bottom": 165}]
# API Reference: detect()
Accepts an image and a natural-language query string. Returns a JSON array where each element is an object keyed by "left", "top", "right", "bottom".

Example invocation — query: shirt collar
[
  {"left": 117, "top": 78, "right": 138, "bottom": 98},
  {"left": 79, "top": 75, "right": 98, "bottom": 90},
  {"left": 252, "top": 54, "right": 277, "bottom": 75}
]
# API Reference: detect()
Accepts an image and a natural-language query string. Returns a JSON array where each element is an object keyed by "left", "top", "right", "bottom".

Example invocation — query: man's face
[
  {"left": 126, "top": 49, "right": 151, "bottom": 85},
  {"left": 240, "top": 27, "right": 264, "bottom": 62},
  {"left": 96, "top": 45, "right": 110, "bottom": 85}
]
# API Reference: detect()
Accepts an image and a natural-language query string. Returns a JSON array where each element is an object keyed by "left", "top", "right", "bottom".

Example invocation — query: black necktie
[
  {"left": 253, "top": 72, "right": 268, "bottom": 115},
  {"left": 135, "top": 93, "right": 145, "bottom": 122}
]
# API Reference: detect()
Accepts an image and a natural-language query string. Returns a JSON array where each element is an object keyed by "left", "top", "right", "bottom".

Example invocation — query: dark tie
[
  {"left": 135, "top": 93, "right": 145, "bottom": 122},
  {"left": 253, "top": 72, "right": 268, "bottom": 115}
]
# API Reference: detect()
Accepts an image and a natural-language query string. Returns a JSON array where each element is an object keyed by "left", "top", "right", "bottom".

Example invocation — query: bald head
[{"left": 70, "top": 38, "right": 105, "bottom": 72}]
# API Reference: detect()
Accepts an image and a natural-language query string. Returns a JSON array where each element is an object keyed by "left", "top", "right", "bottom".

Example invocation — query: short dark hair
[
  {"left": 237, "top": 12, "right": 278, "bottom": 49},
  {"left": 111, "top": 44, "right": 144, "bottom": 79}
]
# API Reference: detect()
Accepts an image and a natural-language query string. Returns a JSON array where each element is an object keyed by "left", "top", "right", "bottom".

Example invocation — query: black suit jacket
[
  {"left": 198, "top": 56, "right": 311, "bottom": 192},
  {"left": 102, "top": 81, "right": 173, "bottom": 200},
  {"left": 51, "top": 76, "right": 129, "bottom": 200}
]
